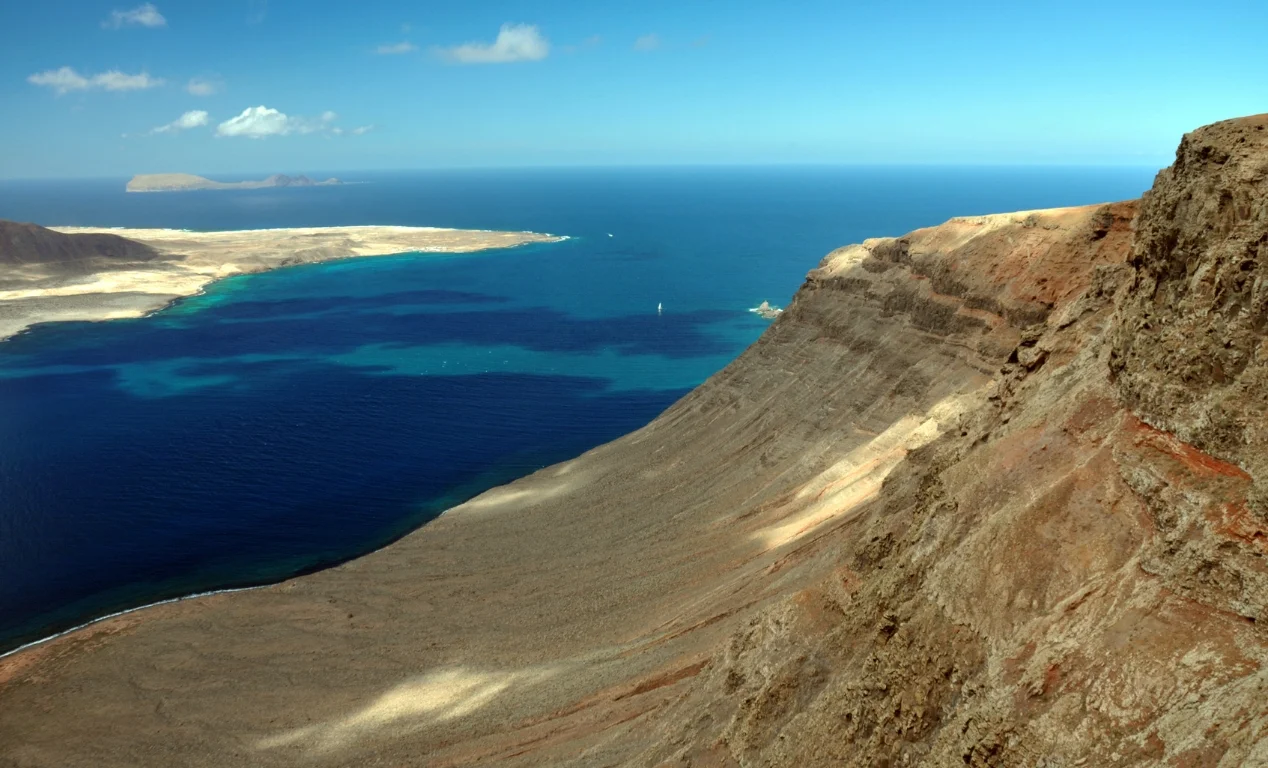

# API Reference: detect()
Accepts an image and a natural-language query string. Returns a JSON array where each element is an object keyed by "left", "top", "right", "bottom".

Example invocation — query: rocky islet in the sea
[{"left": 749, "top": 299, "right": 783, "bottom": 319}]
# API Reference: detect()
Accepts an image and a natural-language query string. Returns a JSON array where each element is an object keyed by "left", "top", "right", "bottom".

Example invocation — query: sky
[{"left": 2, "top": 0, "right": 1267, "bottom": 178}]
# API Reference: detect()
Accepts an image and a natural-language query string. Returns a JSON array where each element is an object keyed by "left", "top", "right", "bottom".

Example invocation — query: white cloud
[
  {"left": 215, "top": 106, "right": 350, "bottom": 138},
  {"left": 27, "top": 67, "right": 164, "bottom": 95},
  {"left": 436, "top": 23, "right": 549, "bottom": 64},
  {"left": 186, "top": 77, "right": 221, "bottom": 96},
  {"left": 633, "top": 33, "right": 661, "bottom": 52},
  {"left": 151, "top": 110, "right": 209, "bottom": 134},
  {"left": 27, "top": 67, "right": 89, "bottom": 94},
  {"left": 331, "top": 124, "right": 373, "bottom": 136},
  {"left": 216, "top": 106, "right": 291, "bottom": 138},
  {"left": 375, "top": 41, "right": 417, "bottom": 55},
  {"left": 93, "top": 70, "right": 164, "bottom": 91},
  {"left": 103, "top": 3, "right": 166, "bottom": 28}
]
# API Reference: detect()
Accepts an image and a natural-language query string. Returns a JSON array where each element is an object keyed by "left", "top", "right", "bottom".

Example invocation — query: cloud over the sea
[
  {"left": 375, "top": 41, "right": 417, "bottom": 55},
  {"left": 435, "top": 24, "right": 549, "bottom": 64},
  {"left": 186, "top": 77, "right": 222, "bottom": 96},
  {"left": 633, "top": 33, "right": 661, "bottom": 51},
  {"left": 103, "top": 3, "right": 166, "bottom": 28},
  {"left": 216, "top": 106, "right": 349, "bottom": 138},
  {"left": 151, "top": 110, "right": 209, "bottom": 134},
  {"left": 28, "top": 67, "right": 164, "bottom": 95}
]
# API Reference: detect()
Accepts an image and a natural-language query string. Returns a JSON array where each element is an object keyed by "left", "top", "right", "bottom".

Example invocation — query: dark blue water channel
[{"left": 0, "top": 166, "right": 1156, "bottom": 652}]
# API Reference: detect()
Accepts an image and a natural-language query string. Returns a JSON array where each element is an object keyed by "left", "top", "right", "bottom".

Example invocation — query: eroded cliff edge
[
  {"left": 1, "top": 117, "right": 1264, "bottom": 767},
  {"left": 638, "top": 116, "right": 1268, "bottom": 766}
]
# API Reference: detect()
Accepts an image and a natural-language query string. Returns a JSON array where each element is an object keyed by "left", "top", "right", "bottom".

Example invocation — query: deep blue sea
[{"left": 0, "top": 167, "right": 1156, "bottom": 653}]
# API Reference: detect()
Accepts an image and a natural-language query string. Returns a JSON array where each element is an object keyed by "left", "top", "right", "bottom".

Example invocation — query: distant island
[{"left": 125, "top": 173, "right": 342, "bottom": 193}]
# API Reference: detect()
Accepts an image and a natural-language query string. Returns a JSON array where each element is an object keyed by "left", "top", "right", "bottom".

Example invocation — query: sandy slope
[
  {"left": 0, "top": 225, "right": 560, "bottom": 340},
  {"left": 0, "top": 201, "right": 1134, "bottom": 766}
]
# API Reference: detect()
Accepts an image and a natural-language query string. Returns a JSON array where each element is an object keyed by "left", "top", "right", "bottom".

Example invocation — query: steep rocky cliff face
[
  {"left": 634, "top": 116, "right": 1268, "bottom": 766},
  {"left": 1, "top": 118, "right": 1264, "bottom": 768},
  {"left": 1111, "top": 115, "right": 1268, "bottom": 519}
]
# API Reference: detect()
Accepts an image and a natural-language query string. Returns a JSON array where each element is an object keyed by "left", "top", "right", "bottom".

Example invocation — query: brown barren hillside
[
  {"left": 0, "top": 220, "right": 159, "bottom": 269},
  {"left": 2, "top": 116, "right": 1266, "bottom": 767}
]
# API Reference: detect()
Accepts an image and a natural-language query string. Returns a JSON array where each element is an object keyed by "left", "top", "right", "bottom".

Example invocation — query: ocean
[{"left": 0, "top": 166, "right": 1156, "bottom": 653}]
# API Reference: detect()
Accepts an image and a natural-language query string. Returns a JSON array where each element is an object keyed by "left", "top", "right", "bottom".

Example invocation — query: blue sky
[{"left": 2, "top": 0, "right": 1266, "bottom": 178}]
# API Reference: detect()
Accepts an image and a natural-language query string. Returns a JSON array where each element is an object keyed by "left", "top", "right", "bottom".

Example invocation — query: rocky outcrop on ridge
[
  {"left": 1, "top": 117, "right": 1265, "bottom": 767},
  {"left": 1111, "top": 115, "right": 1268, "bottom": 519}
]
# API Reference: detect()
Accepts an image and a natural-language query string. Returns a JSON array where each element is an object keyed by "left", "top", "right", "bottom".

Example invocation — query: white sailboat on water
[{"left": 657, "top": 302, "right": 663, "bottom": 315}]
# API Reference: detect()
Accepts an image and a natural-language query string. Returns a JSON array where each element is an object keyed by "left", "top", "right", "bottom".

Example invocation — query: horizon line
[{"left": 0, "top": 161, "right": 1167, "bottom": 183}]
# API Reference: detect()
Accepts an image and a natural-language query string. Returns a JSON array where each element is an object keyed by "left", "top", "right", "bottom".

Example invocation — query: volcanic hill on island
[
  {"left": 2, "top": 115, "right": 1267, "bottom": 766},
  {"left": 0, "top": 220, "right": 160, "bottom": 269}
]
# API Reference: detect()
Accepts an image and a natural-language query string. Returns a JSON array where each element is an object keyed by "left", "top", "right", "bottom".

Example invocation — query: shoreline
[
  {"left": 0, "top": 202, "right": 1131, "bottom": 765},
  {"left": 0, "top": 583, "right": 266, "bottom": 663},
  {"left": 0, "top": 224, "right": 565, "bottom": 342},
  {"left": 0, "top": 224, "right": 568, "bottom": 653}
]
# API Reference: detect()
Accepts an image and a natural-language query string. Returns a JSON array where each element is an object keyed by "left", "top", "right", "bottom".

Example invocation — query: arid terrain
[
  {"left": 0, "top": 223, "right": 561, "bottom": 341},
  {"left": 1, "top": 115, "right": 1266, "bottom": 766}
]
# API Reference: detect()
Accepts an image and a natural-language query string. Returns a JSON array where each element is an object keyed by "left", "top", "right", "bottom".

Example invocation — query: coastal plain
[{"left": 0, "top": 224, "right": 560, "bottom": 341}]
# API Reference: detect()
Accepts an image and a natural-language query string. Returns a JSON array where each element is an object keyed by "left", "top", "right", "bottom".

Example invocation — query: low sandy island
[
  {"left": 0, "top": 224, "right": 561, "bottom": 341},
  {"left": 126, "top": 173, "right": 342, "bottom": 192}
]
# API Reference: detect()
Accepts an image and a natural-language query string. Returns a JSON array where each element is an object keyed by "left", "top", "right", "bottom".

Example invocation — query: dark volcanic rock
[
  {"left": 0, "top": 220, "right": 160, "bottom": 270},
  {"left": 265, "top": 174, "right": 312, "bottom": 187}
]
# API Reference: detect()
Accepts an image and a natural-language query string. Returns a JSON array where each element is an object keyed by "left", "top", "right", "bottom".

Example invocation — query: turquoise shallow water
[{"left": 0, "top": 166, "right": 1157, "bottom": 652}]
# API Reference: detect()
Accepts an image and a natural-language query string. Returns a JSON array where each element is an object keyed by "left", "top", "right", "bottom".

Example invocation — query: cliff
[
  {"left": 125, "top": 173, "right": 341, "bottom": 192},
  {"left": 638, "top": 116, "right": 1268, "bottom": 766},
  {"left": 1, "top": 117, "right": 1265, "bottom": 767}
]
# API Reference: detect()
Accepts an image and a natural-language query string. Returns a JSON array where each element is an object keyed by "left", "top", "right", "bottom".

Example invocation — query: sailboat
[{"left": 657, "top": 302, "right": 663, "bottom": 315}]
